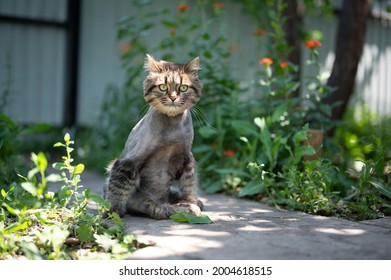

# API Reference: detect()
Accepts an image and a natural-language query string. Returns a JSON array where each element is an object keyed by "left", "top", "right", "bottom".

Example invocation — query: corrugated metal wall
[
  {"left": 304, "top": 14, "right": 391, "bottom": 117},
  {"left": 0, "top": 0, "right": 67, "bottom": 125},
  {"left": 359, "top": 19, "right": 391, "bottom": 116}
]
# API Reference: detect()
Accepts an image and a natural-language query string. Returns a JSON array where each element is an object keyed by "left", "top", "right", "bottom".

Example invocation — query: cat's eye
[
  {"left": 159, "top": 84, "right": 168, "bottom": 91},
  {"left": 179, "top": 85, "right": 188, "bottom": 92}
]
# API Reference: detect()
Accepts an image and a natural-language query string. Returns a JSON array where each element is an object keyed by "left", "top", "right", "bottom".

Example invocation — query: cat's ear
[
  {"left": 145, "top": 54, "right": 161, "bottom": 72},
  {"left": 184, "top": 57, "right": 200, "bottom": 73}
]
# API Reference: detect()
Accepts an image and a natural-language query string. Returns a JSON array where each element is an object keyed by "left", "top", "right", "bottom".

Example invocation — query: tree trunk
[
  {"left": 325, "top": 0, "right": 372, "bottom": 135},
  {"left": 283, "top": 0, "right": 303, "bottom": 66},
  {"left": 283, "top": 0, "right": 303, "bottom": 97}
]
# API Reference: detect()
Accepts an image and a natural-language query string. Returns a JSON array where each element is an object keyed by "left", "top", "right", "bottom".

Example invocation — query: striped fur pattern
[{"left": 103, "top": 54, "right": 203, "bottom": 219}]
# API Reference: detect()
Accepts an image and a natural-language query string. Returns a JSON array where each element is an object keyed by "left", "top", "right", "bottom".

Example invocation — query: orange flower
[
  {"left": 169, "top": 28, "right": 176, "bottom": 35},
  {"left": 253, "top": 29, "right": 266, "bottom": 36},
  {"left": 259, "top": 57, "right": 273, "bottom": 65},
  {"left": 229, "top": 44, "right": 239, "bottom": 53},
  {"left": 177, "top": 4, "right": 190, "bottom": 12},
  {"left": 304, "top": 39, "right": 321, "bottom": 49},
  {"left": 279, "top": 62, "right": 288, "bottom": 68},
  {"left": 213, "top": 2, "right": 224, "bottom": 9},
  {"left": 119, "top": 42, "right": 130, "bottom": 53},
  {"left": 224, "top": 149, "right": 235, "bottom": 157}
]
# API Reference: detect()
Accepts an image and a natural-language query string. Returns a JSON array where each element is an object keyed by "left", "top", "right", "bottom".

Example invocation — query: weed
[{"left": 0, "top": 133, "right": 141, "bottom": 259}]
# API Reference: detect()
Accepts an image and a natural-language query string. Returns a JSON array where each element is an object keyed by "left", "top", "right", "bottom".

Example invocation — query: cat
[{"left": 103, "top": 54, "right": 204, "bottom": 220}]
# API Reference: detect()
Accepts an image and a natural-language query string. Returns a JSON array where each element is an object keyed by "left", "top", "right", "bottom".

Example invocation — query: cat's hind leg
[
  {"left": 127, "top": 189, "right": 201, "bottom": 220},
  {"left": 106, "top": 158, "right": 139, "bottom": 217}
]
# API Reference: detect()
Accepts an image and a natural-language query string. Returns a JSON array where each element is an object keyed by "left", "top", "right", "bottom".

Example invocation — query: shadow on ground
[
  {"left": 82, "top": 170, "right": 391, "bottom": 260},
  {"left": 123, "top": 193, "right": 391, "bottom": 260}
]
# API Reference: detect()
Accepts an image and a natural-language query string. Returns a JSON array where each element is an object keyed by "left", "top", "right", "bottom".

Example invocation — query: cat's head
[{"left": 143, "top": 54, "right": 202, "bottom": 117}]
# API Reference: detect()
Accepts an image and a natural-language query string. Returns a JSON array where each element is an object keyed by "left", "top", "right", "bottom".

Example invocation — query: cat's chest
[
  {"left": 153, "top": 111, "right": 193, "bottom": 146},
  {"left": 159, "top": 123, "right": 191, "bottom": 145},
  {"left": 122, "top": 109, "right": 193, "bottom": 160}
]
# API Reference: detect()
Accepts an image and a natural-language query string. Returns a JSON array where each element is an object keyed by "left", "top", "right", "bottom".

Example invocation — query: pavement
[{"left": 81, "top": 170, "right": 391, "bottom": 260}]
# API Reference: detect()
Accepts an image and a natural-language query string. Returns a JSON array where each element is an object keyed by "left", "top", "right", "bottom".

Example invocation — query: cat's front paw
[
  {"left": 109, "top": 204, "right": 126, "bottom": 218},
  {"left": 175, "top": 203, "right": 202, "bottom": 216},
  {"left": 178, "top": 196, "right": 204, "bottom": 211}
]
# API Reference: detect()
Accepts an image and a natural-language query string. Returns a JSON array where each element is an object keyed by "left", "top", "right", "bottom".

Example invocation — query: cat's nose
[{"left": 169, "top": 92, "right": 178, "bottom": 101}]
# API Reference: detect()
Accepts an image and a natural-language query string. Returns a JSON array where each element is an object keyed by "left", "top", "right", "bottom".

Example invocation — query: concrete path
[{"left": 82, "top": 170, "right": 391, "bottom": 260}]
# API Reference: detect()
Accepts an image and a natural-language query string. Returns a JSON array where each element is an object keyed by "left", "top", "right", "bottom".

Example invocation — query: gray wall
[{"left": 0, "top": 0, "right": 67, "bottom": 125}]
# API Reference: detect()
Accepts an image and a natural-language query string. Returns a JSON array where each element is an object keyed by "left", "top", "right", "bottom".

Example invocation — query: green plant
[
  {"left": 0, "top": 114, "right": 26, "bottom": 186},
  {"left": 78, "top": 0, "right": 390, "bottom": 221},
  {"left": 334, "top": 106, "right": 391, "bottom": 219},
  {"left": 0, "top": 133, "right": 142, "bottom": 259},
  {"left": 0, "top": 52, "right": 12, "bottom": 113},
  {"left": 220, "top": 1, "right": 389, "bottom": 220}
]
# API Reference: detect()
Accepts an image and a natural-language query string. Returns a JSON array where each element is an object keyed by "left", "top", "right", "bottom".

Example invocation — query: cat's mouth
[{"left": 153, "top": 101, "right": 186, "bottom": 116}]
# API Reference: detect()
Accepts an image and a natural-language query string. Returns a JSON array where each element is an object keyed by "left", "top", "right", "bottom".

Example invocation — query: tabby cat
[{"left": 103, "top": 54, "right": 204, "bottom": 219}]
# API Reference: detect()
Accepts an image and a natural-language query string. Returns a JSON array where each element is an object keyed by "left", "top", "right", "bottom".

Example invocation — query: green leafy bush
[
  {"left": 0, "top": 133, "right": 141, "bottom": 259},
  {"left": 78, "top": 0, "right": 390, "bottom": 220},
  {"left": 333, "top": 105, "right": 391, "bottom": 219},
  {"left": 0, "top": 114, "right": 24, "bottom": 186}
]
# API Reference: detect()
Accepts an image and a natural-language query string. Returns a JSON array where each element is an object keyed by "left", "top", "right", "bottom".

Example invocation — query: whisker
[
  {"left": 136, "top": 104, "right": 150, "bottom": 119},
  {"left": 126, "top": 104, "right": 149, "bottom": 125},
  {"left": 190, "top": 105, "right": 216, "bottom": 133}
]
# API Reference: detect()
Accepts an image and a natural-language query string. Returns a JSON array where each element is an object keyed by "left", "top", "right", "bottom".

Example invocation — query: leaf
[
  {"left": 21, "top": 182, "right": 37, "bottom": 196},
  {"left": 170, "top": 213, "right": 213, "bottom": 224},
  {"left": 109, "top": 212, "right": 123, "bottom": 228},
  {"left": 27, "top": 167, "right": 39, "bottom": 181},
  {"left": 53, "top": 142, "right": 64, "bottom": 147},
  {"left": 74, "top": 163, "right": 85, "bottom": 175},
  {"left": 270, "top": 103, "right": 287, "bottom": 123},
  {"left": 204, "top": 50, "right": 213, "bottom": 59},
  {"left": 371, "top": 181, "right": 391, "bottom": 199},
  {"left": 1, "top": 189, "right": 6, "bottom": 198},
  {"left": 238, "top": 181, "right": 265, "bottom": 197},
  {"left": 254, "top": 117, "right": 265, "bottom": 129},
  {"left": 20, "top": 242, "right": 43, "bottom": 260},
  {"left": 37, "top": 152, "right": 48, "bottom": 173},
  {"left": 46, "top": 174, "right": 62, "bottom": 182},
  {"left": 2, "top": 203, "right": 20, "bottom": 216},
  {"left": 90, "top": 193, "right": 111, "bottom": 210},
  {"left": 161, "top": 20, "right": 177, "bottom": 28},
  {"left": 204, "top": 181, "right": 223, "bottom": 194},
  {"left": 214, "top": 168, "right": 251, "bottom": 178},
  {"left": 64, "top": 133, "right": 70, "bottom": 142},
  {"left": 42, "top": 226, "right": 69, "bottom": 248},
  {"left": 202, "top": 32, "right": 210, "bottom": 41},
  {"left": 22, "top": 123, "right": 52, "bottom": 135},
  {"left": 4, "top": 219, "right": 32, "bottom": 234},
  {"left": 295, "top": 146, "right": 315, "bottom": 161},
  {"left": 293, "top": 124, "right": 310, "bottom": 144},
  {"left": 232, "top": 120, "right": 257, "bottom": 136},
  {"left": 94, "top": 233, "right": 118, "bottom": 252},
  {"left": 198, "top": 126, "right": 217, "bottom": 138},
  {"left": 77, "top": 224, "right": 93, "bottom": 243},
  {"left": 52, "top": 162, "right": 65, "bottom": 170},
  {"left": 258, "top": 120, "right": 273, "bottom": 164}
]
